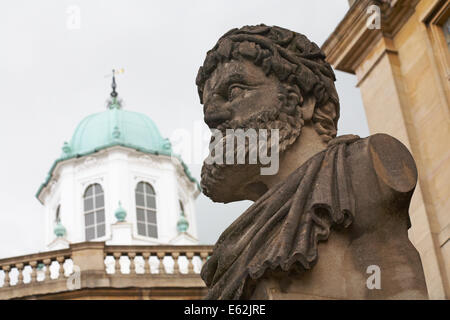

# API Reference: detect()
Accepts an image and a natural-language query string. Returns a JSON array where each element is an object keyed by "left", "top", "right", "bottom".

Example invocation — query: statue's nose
[
  {"left": 204, "top": 109, "right": 232, "bottom": 128},
  {"left": 203, "top": 93, "right": 233, "bottom": 127}
]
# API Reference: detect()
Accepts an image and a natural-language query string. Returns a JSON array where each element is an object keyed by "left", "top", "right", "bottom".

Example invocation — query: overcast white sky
[{"left": 0, "top": 0, "right": 369, "bottom": 258}]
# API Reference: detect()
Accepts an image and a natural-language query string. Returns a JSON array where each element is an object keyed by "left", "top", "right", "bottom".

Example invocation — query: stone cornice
[
  {"left": 321, "top": 0, "right": 419, "bottom": 73},
  {"left": 37, "top": 144, "right": 200, "bottom": 204}
]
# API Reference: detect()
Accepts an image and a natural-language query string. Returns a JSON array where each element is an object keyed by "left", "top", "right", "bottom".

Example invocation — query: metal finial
[{"left": 111, "top": 69, "right": 118, "bottom": 98}]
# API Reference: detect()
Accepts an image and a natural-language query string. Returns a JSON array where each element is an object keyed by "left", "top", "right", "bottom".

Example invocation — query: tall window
[
  {"left": 84, "top": 183, "right": 105, "bottom": 241},
  {"left": 135, "top": 182, "right": 157, "bottom": 238}
]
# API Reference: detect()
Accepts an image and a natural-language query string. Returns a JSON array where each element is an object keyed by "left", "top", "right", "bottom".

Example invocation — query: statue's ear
[{"left": 301, "top": 96, "right": 316, "bottom": 121}]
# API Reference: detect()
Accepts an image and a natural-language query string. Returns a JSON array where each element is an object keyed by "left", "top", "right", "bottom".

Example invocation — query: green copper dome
[
  {"left": 36, "top": 77, "right": 200, "bottom": 203},
  {"left": 64, "top": 100, "right": 171, "bottom": 157}
]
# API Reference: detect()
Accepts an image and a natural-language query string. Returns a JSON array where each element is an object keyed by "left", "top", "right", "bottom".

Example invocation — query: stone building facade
[{"left": 322, "top": 0, "right": 450, "bottom": 299}]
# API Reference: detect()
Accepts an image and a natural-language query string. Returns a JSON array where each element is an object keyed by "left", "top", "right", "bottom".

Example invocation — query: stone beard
[
  {"left": 200, "top": 102, "right": 303, "bottom": 203},
  {"left": 196, "top": 25, "right": 427, "bottom": 300}
]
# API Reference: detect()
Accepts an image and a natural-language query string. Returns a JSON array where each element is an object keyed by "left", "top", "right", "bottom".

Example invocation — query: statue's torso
[{"left": 250, "top": 134, "right": 428, "bottom": 300}]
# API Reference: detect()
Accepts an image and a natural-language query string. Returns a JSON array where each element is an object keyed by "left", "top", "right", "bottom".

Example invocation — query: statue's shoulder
[{"left": 347, "top": 133, "right": 418, "bottom": 194}]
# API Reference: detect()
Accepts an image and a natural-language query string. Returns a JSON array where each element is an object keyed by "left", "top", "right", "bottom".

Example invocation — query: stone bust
[{"left": 196, "top": 25, "right": 427, "bottom": 300}]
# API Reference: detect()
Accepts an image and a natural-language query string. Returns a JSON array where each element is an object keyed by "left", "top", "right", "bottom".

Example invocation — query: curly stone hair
[{"left": 196, "top": 24, "right": 340, "bottom": 142}]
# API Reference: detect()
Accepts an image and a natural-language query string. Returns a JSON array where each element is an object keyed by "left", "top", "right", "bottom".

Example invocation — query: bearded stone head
[{"left": 196, "top": 24, "right": 340, "bottom": 203}]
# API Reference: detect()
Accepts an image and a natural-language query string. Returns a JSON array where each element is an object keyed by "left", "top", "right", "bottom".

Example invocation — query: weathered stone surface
[
  {"left": 0, "top": 243, "right": 212, "bottom": 300},
  {"left": 322, "top": 0, "right": 450, "bottom": 300},
  {"left": 196, "top": 24, "right": 428, "bottom": 300}
]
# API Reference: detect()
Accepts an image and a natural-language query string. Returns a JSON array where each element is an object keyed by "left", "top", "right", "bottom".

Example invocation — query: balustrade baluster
[
  {"left": 128, "top": 253, "right": 136, "bottom": 274},
  {"left": 43, "top": 259, "right": 51, "bottom": 280},
  {"left": 29, "top": 261, "right": 37, "bottom": 283},
  {"left": 200, "top": 252, "right": 209, "bottom": 268},
  {"left": 142, "top": 252, "right": 150, "bottom": 274},
  {"left": 2, "top": 266, "right": 10, "bottom": 287},
  {"left": 171, "top": 252, "right": 180, "bottom": 274},
  {"left": 56, "top": 256, "right": 65, "bottom": 279},
  {"left": 113, "top": 253, "right": 121, "bottom": 274},
  {"left": 157, "top": 252, "right": 165, "bottom": 274},
  {"left": 16, "top": 263, "right": 24, "bottom": 285},
  {"left": 186, "top": 252, "right": 195, "bottom": 274}
]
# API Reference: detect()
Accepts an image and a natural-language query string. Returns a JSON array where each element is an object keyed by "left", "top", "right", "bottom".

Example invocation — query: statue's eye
[{"left": 228, "top": 85, "right": 244, "bottom": 101}]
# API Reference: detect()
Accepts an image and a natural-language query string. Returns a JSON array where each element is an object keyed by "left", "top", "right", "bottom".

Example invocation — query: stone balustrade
[
  {"left": 0, "top": 247, "right": 72, "bottom": 288},
  {"left": 104, "top": 245, "right": 211, "bottom": 275},
  {"left": 0, "top": 242, "right": 213, "bottom": 299}
]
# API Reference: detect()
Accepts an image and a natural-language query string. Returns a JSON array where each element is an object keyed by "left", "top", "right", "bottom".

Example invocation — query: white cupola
[{"left": 36, "top": 72, "right": 200, "bottom": 250}]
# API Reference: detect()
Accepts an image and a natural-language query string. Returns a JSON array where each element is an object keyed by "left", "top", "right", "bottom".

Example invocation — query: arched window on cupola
[
  {"left": 135, "top": 182, "right": 158, "bottom": 238},
  {"left": 83, "top": 183, "right": 106, "bottom": 241}
]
